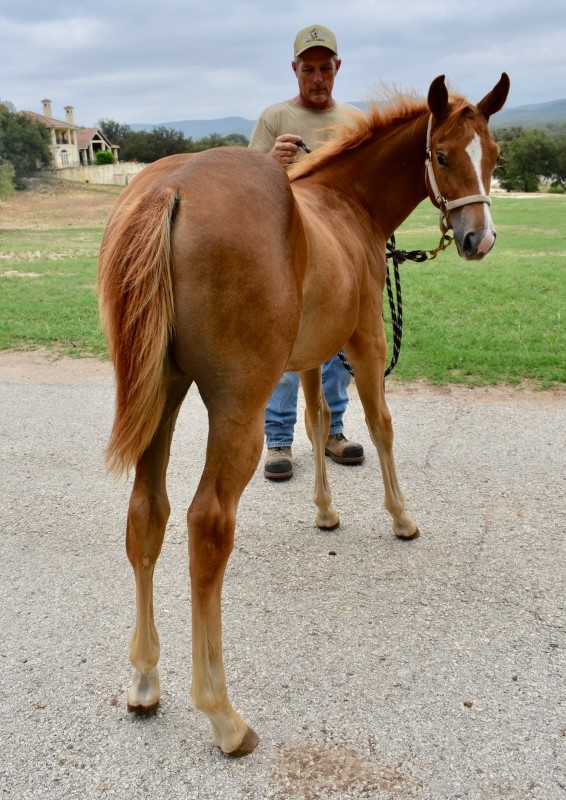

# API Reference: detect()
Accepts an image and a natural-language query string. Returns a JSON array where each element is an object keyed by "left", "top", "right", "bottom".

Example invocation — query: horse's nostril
[{"left": 463, "top": 231, "right": 477, "bottom": 256}]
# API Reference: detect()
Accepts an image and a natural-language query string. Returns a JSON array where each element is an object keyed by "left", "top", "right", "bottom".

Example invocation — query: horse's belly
[{"left": 285, "top": 296, "right": 357, "bottom": 372}]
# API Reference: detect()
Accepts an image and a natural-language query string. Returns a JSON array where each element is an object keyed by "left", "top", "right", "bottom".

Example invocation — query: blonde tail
[{"left": 98, "top": 186, "right": 178, "bottom": 475}]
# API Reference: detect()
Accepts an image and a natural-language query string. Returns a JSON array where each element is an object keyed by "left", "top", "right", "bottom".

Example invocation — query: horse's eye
[{"left": 437, "top": 153, "right": 448, "bottom": 167}]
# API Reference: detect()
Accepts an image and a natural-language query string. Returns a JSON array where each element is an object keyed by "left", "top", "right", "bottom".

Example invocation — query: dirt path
[
  {"left": 0, "top": 179, "right": 122, "bottom": 229},
  {"left": 1, "top": 343, "right": 565, "bottom": 800}
]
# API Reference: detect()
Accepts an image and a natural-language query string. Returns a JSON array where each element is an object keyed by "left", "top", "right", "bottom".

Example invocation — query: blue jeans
[{"left": 265, "top": 354, "right": 351, "bottom": 448}]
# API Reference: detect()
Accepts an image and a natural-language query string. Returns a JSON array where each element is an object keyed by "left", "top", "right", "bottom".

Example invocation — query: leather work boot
[
  {"left": 264, "top": 447, "right": 293, "bottom": 480},
  {"left": 325, "top": 434, "right": 365, "bottom": 465}
]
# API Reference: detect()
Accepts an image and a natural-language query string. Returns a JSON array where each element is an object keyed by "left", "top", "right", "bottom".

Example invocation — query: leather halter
[{"left": 425, "top": 114, "right": 491, "bottom": 228}]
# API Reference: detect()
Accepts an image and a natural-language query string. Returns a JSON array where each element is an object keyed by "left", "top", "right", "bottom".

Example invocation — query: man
[{"left": 249, "top": 24, "right": 365, "bottom": 481}]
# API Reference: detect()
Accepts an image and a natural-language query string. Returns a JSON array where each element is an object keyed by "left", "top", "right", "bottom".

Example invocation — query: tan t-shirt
[{"left": 248, "top": 99, "right": 360, "bottom": 155}]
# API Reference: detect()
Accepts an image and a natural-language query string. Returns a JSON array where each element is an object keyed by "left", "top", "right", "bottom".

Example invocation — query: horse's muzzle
[
  {"left": 451, "top": 206, "right": 497, "bottom": 261},
  {"left": 459, "top": 227, "right": 497, "bottom": 260}
]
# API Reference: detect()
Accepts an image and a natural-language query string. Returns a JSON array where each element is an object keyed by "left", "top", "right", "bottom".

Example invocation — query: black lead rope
[
  {"left": 336, "top": 238, "right": 403, "bottom": 379},
  {"left": 383, "top": 233, "right": 431, "bottom": 377},
  {"left": 338, "top": 232, "right": 450, "bottom": 379}
]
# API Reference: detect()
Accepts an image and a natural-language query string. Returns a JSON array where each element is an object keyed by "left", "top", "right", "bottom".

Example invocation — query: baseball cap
[{"left": 293, "top": 25, "right": 338, "bottom": 58}]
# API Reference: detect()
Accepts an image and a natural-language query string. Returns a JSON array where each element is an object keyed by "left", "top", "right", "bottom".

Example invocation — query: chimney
[
  {"left": 64, "top": 106, "right": 75, "bottom": 126},
  {"left": 42, "top": 99, "right": 52, "bottom": 118}
]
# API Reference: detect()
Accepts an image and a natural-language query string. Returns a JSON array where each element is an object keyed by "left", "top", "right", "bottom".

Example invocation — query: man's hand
[{"left": 269, "top": 134, "right": 304, "bottom": 166}]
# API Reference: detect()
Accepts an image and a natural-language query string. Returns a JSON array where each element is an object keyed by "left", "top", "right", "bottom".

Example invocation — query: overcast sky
[{"left": 2, "top": 1, "right": 565, "bottom": 128}]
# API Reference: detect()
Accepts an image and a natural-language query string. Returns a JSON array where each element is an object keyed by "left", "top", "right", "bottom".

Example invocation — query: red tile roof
[
  {"left": 20, "top": 110, "right": 75, "bottom": 129},
  {"left": 19, "top": 111, "right": 117, "bottom": 150}
]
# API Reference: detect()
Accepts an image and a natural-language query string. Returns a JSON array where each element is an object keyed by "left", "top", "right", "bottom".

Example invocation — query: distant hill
[
  {"left": 130, "top": 102, "right": 367, "bottom": 140},
  {"left": 490, "top": 98, "right": 566, "bottom": 129},
  {"left": 131, "top": 116, "right": 256, "bottom": 139},
  {"left": 131, "top": 99, "right": 566, "bottom": 140}
]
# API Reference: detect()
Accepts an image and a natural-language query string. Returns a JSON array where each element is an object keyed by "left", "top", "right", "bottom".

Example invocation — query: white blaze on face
[{"left": 465, "top": 133, "right": 495, "bottom": 254}]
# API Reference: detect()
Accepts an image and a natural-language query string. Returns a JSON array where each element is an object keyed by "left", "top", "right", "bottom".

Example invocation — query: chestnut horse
[{"left": 98, "top": 74, "right": 509, "bottom": 755}]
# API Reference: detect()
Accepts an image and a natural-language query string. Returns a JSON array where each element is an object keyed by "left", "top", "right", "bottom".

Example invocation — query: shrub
[
  {"left": 95, "top": 150, "right": 114, "bottom": 165},
  {"left": 0, "top": 161, "right": 15, "bottom": 198}
]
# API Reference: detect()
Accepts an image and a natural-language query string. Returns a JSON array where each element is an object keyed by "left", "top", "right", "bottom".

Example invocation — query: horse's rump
[{"left": 98, "top": 148, "right": 305, "bottom": 473}]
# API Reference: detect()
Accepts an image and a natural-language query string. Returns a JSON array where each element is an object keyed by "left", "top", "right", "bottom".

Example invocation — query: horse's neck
[{"left": 319, "top": 112, "right": 430, "bottom": 239}]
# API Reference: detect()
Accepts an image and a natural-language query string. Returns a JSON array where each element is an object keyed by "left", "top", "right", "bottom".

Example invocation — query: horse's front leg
[
  {"left": 301, "top": 367, "right": 340, "bottom": 529},
  {"left": 346, "top": 333, "right": 419, "bottom": 540},
  {"left": 188, "top": 409, "right": 262, "bottom": 756}
]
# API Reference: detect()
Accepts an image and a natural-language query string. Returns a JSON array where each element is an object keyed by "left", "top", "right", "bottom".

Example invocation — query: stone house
[{"left": 21, "top": 100, "right": 119, "bottom": 168}]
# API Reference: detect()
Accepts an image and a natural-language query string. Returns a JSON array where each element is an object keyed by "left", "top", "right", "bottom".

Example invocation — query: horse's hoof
[
  {"left": 317, "top": 520, "right": 341, "bottom": 531},
  {"left": 225, "top": 726, "right": 260, "bottom": 757},
  {"left": 392, "top": 511, "right": 419, "bottom": 539},
  {"left": 127, "top": 699, "right": 160, "bottom": 715},
  {"left": 395, "top": 526, "right": 420, "bottom": 540},
  {"left": 127, "top": 666, "right": 160, "bottom": 713},
  {"left": 316, "top": 508, "right": 340, "bottom": 530}
]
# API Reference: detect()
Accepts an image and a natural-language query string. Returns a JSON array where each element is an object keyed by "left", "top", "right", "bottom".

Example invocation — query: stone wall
[{"left": 55, "top": 162, "right": 147, "bottom": 186}]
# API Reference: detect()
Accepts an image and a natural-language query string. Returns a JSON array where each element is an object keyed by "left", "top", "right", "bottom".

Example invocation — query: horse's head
[{"left": 426, "top": 73, "right": 510, "bottom": 261}]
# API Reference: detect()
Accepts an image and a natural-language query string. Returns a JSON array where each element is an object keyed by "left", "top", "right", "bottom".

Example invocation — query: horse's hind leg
[
  {"left": 126, "top": 373, "right": 191, "bottom": 712},
  {"left": 188, "top": 405, "right": 264, "bottom": 756},
  {"left": 301, "top": 368, "right": 340, "bottom": 529}
]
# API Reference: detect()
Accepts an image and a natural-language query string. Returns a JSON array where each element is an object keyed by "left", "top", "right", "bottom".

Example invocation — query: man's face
[{"left": 292, "top": 47, "right": 342, "bottom": 109}]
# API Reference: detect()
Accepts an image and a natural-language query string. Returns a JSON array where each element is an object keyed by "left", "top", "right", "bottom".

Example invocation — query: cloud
[{"left": 1, "top": 0, "right": 563, "bottom": 126}]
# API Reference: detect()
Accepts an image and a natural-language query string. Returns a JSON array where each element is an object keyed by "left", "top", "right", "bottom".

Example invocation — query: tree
[
  {"left": 223, "top": 133, "right": 249, "bottom": 147},
  {"left": 98, "top": 117, "right": 249, "bottom": 162},
  {"left": 117, "top": 126, "right": 188, "bottom": 162},
  {"left": 493, "top": 127, "right": 522, "bottom": 185},
  {"left": 0, "top": 103, "right": 52, "bottom": 187},
  {"left": 187, "top": 132, "right": 250, "bottom": 152},
  {"left": 97, "top": 119, "right": 134, "bottom": 150},
  {"left": 550, "top": 132, "right": 566, "bottom": 190},
  {"left": 144, "top": 126, "right": 188, "bottom": 158},
  {"left": 192, "top": 132, "right": 229, "bottom": 151},
  {"left": 496, "top": 129, "right": 557, "bottom": 192}
]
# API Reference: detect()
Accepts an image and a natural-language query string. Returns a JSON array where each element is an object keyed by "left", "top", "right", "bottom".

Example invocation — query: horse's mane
[{"left": 288, "top": 89, "right": 471, "bottom": 181}]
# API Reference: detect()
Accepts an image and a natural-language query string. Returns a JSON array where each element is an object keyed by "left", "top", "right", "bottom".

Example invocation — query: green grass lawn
[
  {"left": 0, "top": 226, "right": 107, "bottom": 357},
  {"left": 0, "top": 191, "right": 564, "bottom": 386},
  {"left": 385, "top": 195, "right": 565, "bottom": 386}
]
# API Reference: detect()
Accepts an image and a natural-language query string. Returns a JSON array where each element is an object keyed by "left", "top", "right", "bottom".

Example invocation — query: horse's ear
[
  {"left": 477, "top": 73, "right": 511, "bottom": 121},
  {"left": 427, "top": 75, "right": 449, "bottom": 120}
]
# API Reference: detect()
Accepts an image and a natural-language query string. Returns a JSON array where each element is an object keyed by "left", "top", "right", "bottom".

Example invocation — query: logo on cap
[{"left": 302, "top": 28, "right": 330, "bottom": 46}]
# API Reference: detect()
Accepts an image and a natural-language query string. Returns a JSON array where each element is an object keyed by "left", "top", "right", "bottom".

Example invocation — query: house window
[{"left": 61, "top": 151, "right": 69, "bottom": 166}]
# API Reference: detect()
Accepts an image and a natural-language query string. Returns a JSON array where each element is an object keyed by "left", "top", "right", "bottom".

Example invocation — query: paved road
[{"left": 1, "top": 360, "right": 564, "bottom": 799}]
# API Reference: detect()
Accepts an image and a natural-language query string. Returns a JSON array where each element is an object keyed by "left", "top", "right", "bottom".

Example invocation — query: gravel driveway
[{"left": 1, "top": 354, "right": 564, "bottom": 799}]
